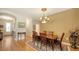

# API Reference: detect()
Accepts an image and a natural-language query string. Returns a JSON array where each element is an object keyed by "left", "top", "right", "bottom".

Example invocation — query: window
[{"left": 6, "top": 22, "right": 11, "bottom": 32}]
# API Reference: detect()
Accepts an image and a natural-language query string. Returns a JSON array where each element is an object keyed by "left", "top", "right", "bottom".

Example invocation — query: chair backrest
[
  {"left": 48, "top": 31, "right": 54, "bottom": 36},
  {"left": 40, "top": 32, "right": 47, "bottom": 42},
  {"left": 32, "top": 31, "right": 38, "bottom": 38},
  {"left": 60, "top": 33, "right": 65, "bottom": 42},
  {"left": 40, "top": 33, "right": 45, "bottom": 37}
]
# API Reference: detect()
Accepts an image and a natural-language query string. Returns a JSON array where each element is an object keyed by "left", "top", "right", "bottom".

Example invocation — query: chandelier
[{"left": 40, "top": 8, "right": 50, "bottom": 23}]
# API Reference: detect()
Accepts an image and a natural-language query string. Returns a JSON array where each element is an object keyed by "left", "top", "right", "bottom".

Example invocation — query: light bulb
[
  {"left": 47, "top": 18, "right": 50, "bottom": 20},
  {"left": 45, "top": 16, "right": 47, "bottom": 19},
  {"left": 41, "top": 20, "right": 47, "bottom": 23}
]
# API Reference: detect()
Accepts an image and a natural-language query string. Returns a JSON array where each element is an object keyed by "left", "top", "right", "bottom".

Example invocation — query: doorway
[
  {"left": 4, "top": 21, "right": 14, "bottom": 36},
  {"left": 0, "top": 13, "right": 16, "bottom": 36}
]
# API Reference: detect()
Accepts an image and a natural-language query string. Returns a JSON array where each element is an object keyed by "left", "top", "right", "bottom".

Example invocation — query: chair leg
[
  {"left": 46, "top": 43, "right": 47, "bottom": 51},
  {"left": 37, "top": 41, "right": 38, "bottom": 46},
  {"left": 40, "top": 42, "right": 47, "bottom": 51},
  {"left": 60, "top": 44, "right": 62, "bottom": 51},
  {"left": 51, "top": 45, "right": 54, "bottom": 51},
  {"left": 33, "top": 38, "right": 35, "bottom": 45},
  {"left": 40, "top": 41, "right": 42, "bottom": 49},
  {"left": 51, "top": 40, "right": 54, "bottom": 50}
]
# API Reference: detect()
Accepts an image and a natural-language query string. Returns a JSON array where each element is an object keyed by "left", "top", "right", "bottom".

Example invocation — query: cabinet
[
  {"left": 17, "top": 32, "right": 26, "bottom": 40},
  {"left": 0, "top": 25, "right": 3, "bottom": 41},
  {"left": 0, "top": 31, "right": 3, "bottom": 41}
]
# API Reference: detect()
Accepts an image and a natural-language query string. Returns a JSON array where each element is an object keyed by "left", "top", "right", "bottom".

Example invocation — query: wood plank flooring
[
  {"left": 0, "top": 36, "right": 35, "bottom": 51},
  {"left": 0, "top": 36, "right": 79, "bottom": 51}
]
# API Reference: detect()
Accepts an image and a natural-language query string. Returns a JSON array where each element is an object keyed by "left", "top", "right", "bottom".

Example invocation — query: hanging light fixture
[{"left": 40, "top": 8, "right": 50, "bottom": 23}]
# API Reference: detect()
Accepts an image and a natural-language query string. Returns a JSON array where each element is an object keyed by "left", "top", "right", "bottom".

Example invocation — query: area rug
[{"left": 26, "top": 40, "right": 68, "bottom": 51}]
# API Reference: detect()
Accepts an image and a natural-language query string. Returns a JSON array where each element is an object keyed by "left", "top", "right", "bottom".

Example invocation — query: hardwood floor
[
  {"left": 0, "top": 36, "right": 35, "bottom": 51},
  {"left": 0, "top": 36, "right": 79, "bottom": 51},
  {"left": 68, "top": 46, "right": 79, "bottom": 51}
]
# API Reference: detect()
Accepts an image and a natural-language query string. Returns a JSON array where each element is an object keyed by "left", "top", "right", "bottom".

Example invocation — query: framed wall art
[{"left": 18, "top": 22, "right": 26, "bottom": 28}]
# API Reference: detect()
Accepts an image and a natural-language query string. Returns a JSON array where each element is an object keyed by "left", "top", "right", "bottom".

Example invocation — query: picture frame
[{"left": 18, "top": 22, "right": 25, "bottom": 28}]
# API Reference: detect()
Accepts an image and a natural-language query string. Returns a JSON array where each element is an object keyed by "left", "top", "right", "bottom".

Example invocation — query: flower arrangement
[{"left": 69, "top": 30, "right": 79, "bottom": 49}]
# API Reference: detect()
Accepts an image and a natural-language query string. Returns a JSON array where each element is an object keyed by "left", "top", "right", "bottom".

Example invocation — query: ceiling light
[{"left": 40, "top": 8, "right": 50, "bottom": 23}]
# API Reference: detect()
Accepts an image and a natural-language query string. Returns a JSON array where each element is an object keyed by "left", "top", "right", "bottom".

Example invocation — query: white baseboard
[
  {"left": 62, "top": 42, "right": 79, "bottom": 51},
  {"left": 62, "top": 42, "right": 70, "bottom": 46}
]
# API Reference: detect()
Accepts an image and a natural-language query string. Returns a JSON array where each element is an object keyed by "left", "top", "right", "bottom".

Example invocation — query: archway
[{"left": 0, "top": 13, "right": 16, "bottom": 37}]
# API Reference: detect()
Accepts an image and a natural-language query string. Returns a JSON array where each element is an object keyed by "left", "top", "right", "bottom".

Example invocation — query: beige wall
[
  {"left": 75, "top": 9, "right": 79, "bottom": 27},
  {"left": 40, "top": 9, "right": 79, "bottom": 38}
]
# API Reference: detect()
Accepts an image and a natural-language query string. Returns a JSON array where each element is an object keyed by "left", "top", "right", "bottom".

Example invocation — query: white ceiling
[{"left": 0, "top": 8, "right": 70, "bottom": 20}]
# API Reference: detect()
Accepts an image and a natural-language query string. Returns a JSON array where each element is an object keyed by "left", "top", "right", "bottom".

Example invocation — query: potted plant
[{"left": 69, "top": 30, "right": 79, "bottom": 49}]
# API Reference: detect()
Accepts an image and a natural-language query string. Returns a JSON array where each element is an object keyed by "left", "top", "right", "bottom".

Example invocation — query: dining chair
[
  {"left": 54, "top": 33, "right": 65, "bottom": 51},
  {"left": 32, "top": 31, "right": 37, "bottom": 44},
  {"left": 40, "top": 32, "right": 47, "bottom": 51},
  {"left": 47, "top": 32, "right": 54, "bottom": 50},
  {"left": 32, "top": 31, "right": 40, "bottom": 46}
]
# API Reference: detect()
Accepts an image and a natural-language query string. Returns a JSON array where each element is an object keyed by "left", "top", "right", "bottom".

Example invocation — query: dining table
[{"left": 36, "top": 34, "right": 58, "bottom": 50}]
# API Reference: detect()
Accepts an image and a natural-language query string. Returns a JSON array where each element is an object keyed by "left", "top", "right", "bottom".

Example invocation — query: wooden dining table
[
  {"left": 37, "top": 34, "right": 58, "bottom": 47},
  {"left": 47, "top": 35, "right": 58, "bottom": 39},
  {"left": 36, "top": 34, "right": 58, "bottom": 42},
  {"left": 47, "top": 35, "right": 58, "bottom": 47},
  {"left": 35, "top": 34, "right": 58, "bottom": 50}
]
